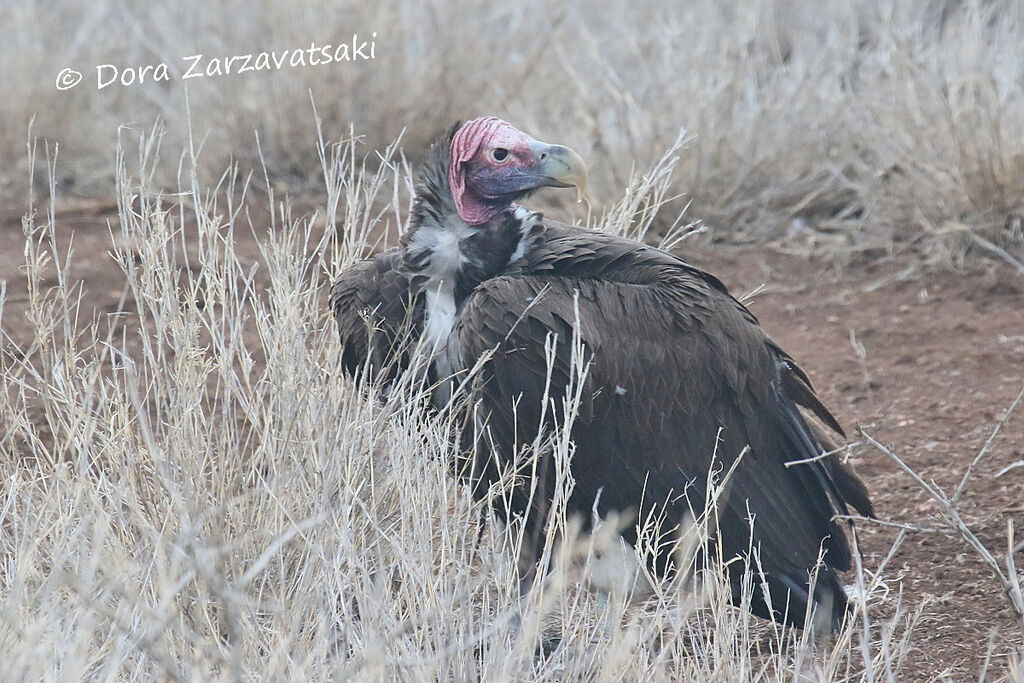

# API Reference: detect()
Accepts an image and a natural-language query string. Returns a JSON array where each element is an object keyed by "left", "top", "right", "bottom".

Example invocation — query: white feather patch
[
  {"left": 508, "top": 207, "right": 542, "bottom": 264},
  {"left": 408, "top": 219, "right": 473, "bottom": 404},
  {"left": 408, "top": 220, "right": 471, "bottom": 356},
  {"left": 424, "top": 282, "right": 456, "bottom": 355},
  {"left": 585, "top": 533, "right": 652, "bottom": 598}
]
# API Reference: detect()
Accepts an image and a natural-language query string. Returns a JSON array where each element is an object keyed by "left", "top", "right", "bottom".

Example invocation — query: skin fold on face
[{"left": 449, "top": 117, "right": 587, "bottom": 225}]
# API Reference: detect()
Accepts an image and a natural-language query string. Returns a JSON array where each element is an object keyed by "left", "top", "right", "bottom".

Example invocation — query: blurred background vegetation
[{"left": 2, "top": 0, "right": 1022, "bottom": 260}]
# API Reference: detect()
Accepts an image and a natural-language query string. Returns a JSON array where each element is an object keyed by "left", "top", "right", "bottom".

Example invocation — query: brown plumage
[
  {"left": 332, "top": 249, "right": 423, "bottom": 387},
  {"left": 330, "top": 118, "right": 873, "bottom": 630}
]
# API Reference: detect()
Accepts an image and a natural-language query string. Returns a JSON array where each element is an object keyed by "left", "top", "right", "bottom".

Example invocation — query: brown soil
[
  {"left": 689, "top": 243, "right": 1024, "bottom": 681},
  {"left": 2, "top": 205, "right": 1022, "bottom": 681}
]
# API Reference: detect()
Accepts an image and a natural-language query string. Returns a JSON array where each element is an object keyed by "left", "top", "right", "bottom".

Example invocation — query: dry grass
[
  {"left": 0, "top": 119, "right": 1020, "bottom": 680},
  {"left": 2, "top": 1, "right": 1024, "bottom": 678},
  {"left": 2, "top": 0, "right": 1023, "bottom": 261}
]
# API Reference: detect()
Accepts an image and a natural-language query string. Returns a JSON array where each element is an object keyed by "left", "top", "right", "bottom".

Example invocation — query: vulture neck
[{"left": 402, "top": 137, "right": 541, "bottom": 369}]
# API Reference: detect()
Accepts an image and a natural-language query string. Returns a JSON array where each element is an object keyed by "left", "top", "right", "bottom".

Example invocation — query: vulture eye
[{"left": 490, "top": 148, "right": 510, "bottom": 163}]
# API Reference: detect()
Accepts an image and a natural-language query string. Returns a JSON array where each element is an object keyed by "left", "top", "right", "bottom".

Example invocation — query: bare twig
[
  {"left": 739, "top": 283, "right": 767, "bottom": 303},
  {"left": 858, "top": 427, "right": 1024, "bottom": 625},
  {"left": 786, "top": 441, "right": 861, "bottom": 467},
  {"left": 1006, "top": 521, "right": 1024, "bottom": 624},
  {"left": 970, "top": 233, "right": 1024, "bottom": 274},
  {"left": 836, "top": 514, "right": 953, "bottom": 536},
  {"left": 997, "top": 460, "right": 1024, "bottom": 478},
  {"left": 953, "top": 383, "right": 1024, "bottom": 504}
]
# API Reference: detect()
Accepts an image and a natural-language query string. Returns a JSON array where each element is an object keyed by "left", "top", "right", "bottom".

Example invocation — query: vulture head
[
  {"left": 404, "top": 117, "right": 590, "bottom": 301},
  {"left": 447, "top": 117, "right": 588, "bottom": 225}
]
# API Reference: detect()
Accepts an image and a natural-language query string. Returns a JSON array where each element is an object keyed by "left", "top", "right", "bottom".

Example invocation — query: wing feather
[
  {"left": 329, "top": 248, "right": 423, "bottom": 387},
  {"left": 456, "top": 262, "right": 861, "bottom": 626}
]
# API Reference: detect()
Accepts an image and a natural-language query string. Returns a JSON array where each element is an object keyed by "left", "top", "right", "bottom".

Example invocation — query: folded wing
[{"left": 455, "top": 250, "right": 871, "bottom": 627}]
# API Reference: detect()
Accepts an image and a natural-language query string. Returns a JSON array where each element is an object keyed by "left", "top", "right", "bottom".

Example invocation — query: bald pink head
[{"left": 448, "top": 117, "right": 588, "bottom": 225}]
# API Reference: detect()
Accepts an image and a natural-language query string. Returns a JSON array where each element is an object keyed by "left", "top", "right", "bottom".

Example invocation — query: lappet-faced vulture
[{"left": 330, "top": 117, "right": 873, "bottom": 630}]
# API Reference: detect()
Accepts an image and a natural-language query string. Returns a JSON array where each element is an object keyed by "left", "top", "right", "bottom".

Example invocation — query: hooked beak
[{"left": 528, "top": 141, "right": 589, "bottom": 202}]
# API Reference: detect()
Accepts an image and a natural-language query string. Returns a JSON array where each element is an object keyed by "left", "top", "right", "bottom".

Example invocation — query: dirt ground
[
  {"left": 690, "top": 243, "right": 1024, "bottom": 680},
  {"left": 1, "top": 204, "right": 1022, "bottom": 681}
]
